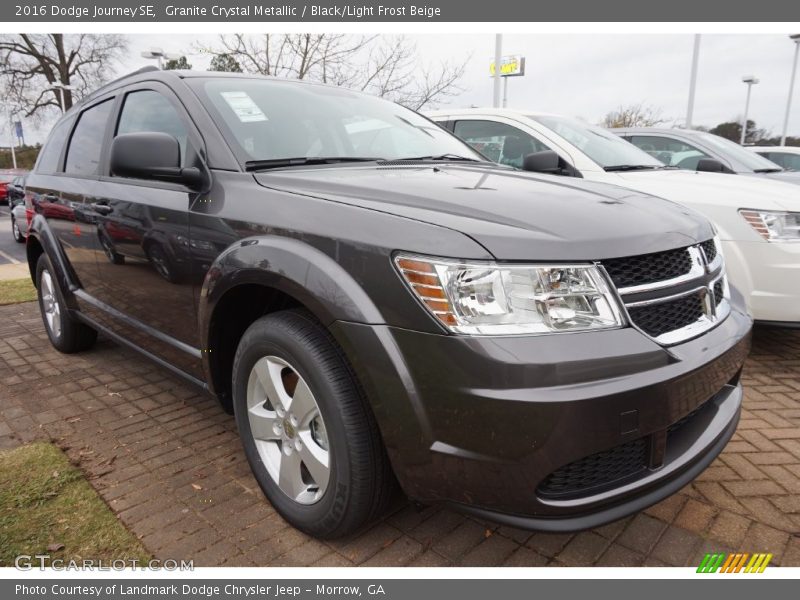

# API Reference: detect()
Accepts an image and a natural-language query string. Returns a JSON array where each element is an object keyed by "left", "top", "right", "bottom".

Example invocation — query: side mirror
[
  {"left": 522, "top": 150, "right": 561, "bottom": 174},
  {"left": 695, "top": 158, "right": 727, "bottom": 173},
  {"left": 110, "top": 132, "right": 204, "bottom": 188}
]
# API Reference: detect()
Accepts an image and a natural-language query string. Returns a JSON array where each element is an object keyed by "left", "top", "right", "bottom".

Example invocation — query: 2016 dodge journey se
[{"left": 25, "top": 68, "right": 751, "bottom": 538}]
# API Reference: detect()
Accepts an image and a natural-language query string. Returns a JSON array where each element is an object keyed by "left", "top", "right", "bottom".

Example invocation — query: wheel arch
[
  {"left": 199, "top": 235, "right": 385, "bottom": 411},
  {"left": 26, "top": 216, "right": 81, "bottom": 310}
]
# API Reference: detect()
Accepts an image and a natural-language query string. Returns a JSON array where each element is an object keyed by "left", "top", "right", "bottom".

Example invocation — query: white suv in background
[{"left": 428, "top": 109, "right": 800, "bottom": 327}]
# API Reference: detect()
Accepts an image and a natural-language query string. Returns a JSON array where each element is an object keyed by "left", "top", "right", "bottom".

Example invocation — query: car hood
[
  {"left": 254, "top": 164, "right": 713, "bottom": 261},
  {"left": 611, "top": 168, "right": 800, "bottom": 212}
]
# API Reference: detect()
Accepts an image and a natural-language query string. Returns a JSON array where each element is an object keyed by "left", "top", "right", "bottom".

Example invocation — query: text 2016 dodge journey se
[{"left": 26, "top": 68, "right": 751, "bottom": 538}]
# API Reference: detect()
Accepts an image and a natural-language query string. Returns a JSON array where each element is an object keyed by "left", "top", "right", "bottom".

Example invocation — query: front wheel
[{"left": 232, "top": 309, "right": 395, "bottom": 539}]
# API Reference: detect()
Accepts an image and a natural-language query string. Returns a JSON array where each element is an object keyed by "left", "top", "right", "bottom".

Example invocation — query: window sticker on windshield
[{"left": 220, "top": 91, "right": 268, "bottom": 123}]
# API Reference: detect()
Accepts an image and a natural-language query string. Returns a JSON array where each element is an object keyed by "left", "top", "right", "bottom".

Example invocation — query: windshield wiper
[
  {"left": 603, "top": 164, "right": 661, "bottom": 172},
  {"left": 245, "top": 157, "right": 383, "bottom": 171},
  {"left": 754, "top": 167, "right": 784, "bottom": 173},
  {"left": 388, "top": 154, "right": 482, "bottom": 162}
]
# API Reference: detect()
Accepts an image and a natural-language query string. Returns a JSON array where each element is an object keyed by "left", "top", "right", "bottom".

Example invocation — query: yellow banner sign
[{"left": 490, "top": 55, "right": 526, "bottom": 77}]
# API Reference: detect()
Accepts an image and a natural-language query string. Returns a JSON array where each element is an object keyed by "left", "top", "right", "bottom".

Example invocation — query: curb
[{"left": 0, "top": 262, "right": 30, "bottom": 282}]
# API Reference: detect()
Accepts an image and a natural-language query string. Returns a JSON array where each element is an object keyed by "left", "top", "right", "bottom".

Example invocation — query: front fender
[{"left": 198, "top": 235, "right": 385, "bottom": 344}]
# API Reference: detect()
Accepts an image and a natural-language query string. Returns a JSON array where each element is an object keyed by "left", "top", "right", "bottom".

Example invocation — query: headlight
[
  {"left": 740, "top": 209, "right": 800, "bottom": 242},
  {"left": 395, "top": 254, "right": 625, "bottom": 335}
]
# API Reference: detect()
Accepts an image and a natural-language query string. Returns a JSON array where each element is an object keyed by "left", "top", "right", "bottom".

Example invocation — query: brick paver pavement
[{"left": 1, "top": 301, "right": 799, "bottom": 567}]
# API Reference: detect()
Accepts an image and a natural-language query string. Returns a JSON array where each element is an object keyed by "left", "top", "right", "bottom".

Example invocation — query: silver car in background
[{"left": 613, "top": 127, "right": 800, "bottom": 185}]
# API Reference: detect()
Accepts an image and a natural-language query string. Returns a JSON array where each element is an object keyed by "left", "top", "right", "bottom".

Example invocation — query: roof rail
[{"left": 83, "top": 65, "right": 162, "bottom": 101}]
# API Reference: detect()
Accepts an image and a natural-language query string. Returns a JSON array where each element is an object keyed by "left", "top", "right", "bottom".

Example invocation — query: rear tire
[
  {"left": 36, "top": 254, "right": 97, "bottom": 353},
  {"left": 99, "top": 232, "right": 124, "bottom": 265},
  {"left": 11, "top": 215, "right": 25, "bottom": 243},
  {"left": 232, "top": 309, "right": 395, "bottom": 539}
]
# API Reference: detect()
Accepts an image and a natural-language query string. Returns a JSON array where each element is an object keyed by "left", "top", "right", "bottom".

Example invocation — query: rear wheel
[
  {"left": 99, "top": 233, "right": 124, "bottom": 265},
  {"left": 146, "top": 243, "right": 178, "bottom": 283},
  {"left": 11, "top": 215, "right": 24, "bottom": 243},
  {"left": 36, "top": 254, "right": 97, "bottom": 353},
  {"left": 232, "top": 309, "right": 395, "bottom": 538}
]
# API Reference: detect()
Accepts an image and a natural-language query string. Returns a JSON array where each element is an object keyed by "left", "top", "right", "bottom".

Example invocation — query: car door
[
  {"left": 87, "top": 83, "right": 205, "bottom": 380},
  {"left": 36, "top": 99, "right": 116, "bottom": 299}
]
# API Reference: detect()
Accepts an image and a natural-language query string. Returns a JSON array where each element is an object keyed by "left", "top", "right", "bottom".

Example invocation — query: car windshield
[
  {"left": 530, "top": 115, "right": 664, "bottom": 169},
  {"left": 190, "top": 78, "right": 482, "bottom": 166},
  {"left": 694, "top": 132, "right": 784, "bottom": 172}
]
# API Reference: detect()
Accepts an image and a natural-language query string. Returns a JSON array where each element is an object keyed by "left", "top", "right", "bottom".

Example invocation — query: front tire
[
  {"left": 36, "top": 254, "right": 97, "bottom": 353},
  {"left": 232, "top": 309, "right": 395, "bottom": 539}
]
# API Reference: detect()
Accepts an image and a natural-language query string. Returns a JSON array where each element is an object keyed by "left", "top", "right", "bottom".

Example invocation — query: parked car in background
[
  {"left": 748, "top": 146, "right": 800, "bottom": 172},
  {"left": 612, "top": 127, "right": 800, "bottom": 185},
  {"left": 6, "top": 174, "right": 26, "bottom": 205},
  {"left": 429, "top": 109, "right": 800, "bottom": 327},
  {"left": 26, "top": 68, "right": 750, "bottom": 538},
  {"left": 8, "top": 174, "right": 29, "bottom": 242},
  {"left": 0, "top": 172, "right": 13, "bottom": 204}
]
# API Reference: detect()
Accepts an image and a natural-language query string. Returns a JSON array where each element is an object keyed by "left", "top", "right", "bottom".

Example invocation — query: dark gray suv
[{"left": 25, "top": 67, "right": 751, "bottom": 538}]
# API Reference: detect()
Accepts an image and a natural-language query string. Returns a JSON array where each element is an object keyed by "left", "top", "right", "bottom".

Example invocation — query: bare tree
[
  {"left": 196, "top": 34, "right": 467, "bottom": 110},
  {"left": 601, "top": 103, "right": 667, "bottom": 128},
  {"left": 0, "top": 34, "right": 127, "bottom": 120}
]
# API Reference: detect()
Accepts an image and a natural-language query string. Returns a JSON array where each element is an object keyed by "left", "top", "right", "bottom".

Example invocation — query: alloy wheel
[
  {"left": 40, "top": 269, "right": 62, "bottom": 339},
  {"left": 246, "top": 355, "right": 330, "bottom": 505}
]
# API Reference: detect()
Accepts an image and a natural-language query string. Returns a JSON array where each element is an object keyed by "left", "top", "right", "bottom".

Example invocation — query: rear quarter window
[{"left": 35, "top": 117, "right": 74, "bottom": 174}]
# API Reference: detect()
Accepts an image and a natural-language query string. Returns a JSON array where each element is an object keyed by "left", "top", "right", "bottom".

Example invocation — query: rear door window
[{"left": 64, "top": 99, "right": 115, "bottom": 176}]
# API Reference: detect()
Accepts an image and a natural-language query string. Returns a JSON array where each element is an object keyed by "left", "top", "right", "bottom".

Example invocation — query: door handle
[{"left": 91, "top": 202, "right": 113, "bottom": 215}]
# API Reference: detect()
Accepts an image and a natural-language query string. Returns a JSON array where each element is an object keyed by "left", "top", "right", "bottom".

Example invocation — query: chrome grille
[
  {"left": 700, "top": 239, "right": 718, "bottom": 264},
  {"left": 627, "top": 291, "right": 706, "bottom": 338},
  {"left": 713, "top": 280, "right": 724, "bottom": 307},
  {"left": 601, "top": 238, "right": 729, "bottom": 345},
  {"left": 602, "top": 247, "right": 692, "bottom": 288}
]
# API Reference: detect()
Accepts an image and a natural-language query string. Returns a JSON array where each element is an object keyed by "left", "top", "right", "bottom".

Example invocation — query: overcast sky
[{"left": 15, "top": 33, "right": 800, "bottom": 144}]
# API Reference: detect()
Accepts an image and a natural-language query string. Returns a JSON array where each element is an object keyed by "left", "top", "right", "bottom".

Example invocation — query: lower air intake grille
[
  {"left": 628, "top": 292, "right": 705, "bottom": 338},
  {"left": 537, "top": 438, "right": 648, "bottom": 500}
]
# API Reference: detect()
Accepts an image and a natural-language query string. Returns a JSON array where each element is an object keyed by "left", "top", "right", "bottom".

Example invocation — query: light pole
[
  {"left": 685, "top": 34, "right": 701, "bottom": 128},
  {"left": 7, "top": 114, "right": 17, "bottom": 169},
  {"left": 740, "top": 75, "right": 759, "bottom": 145},
  {"left": 780, "top": 34, "right": 800, "bottom": 146},
  {"left": 493, "top": 35, "right": 502, "bottom": 108},
  {"left": 52, "top": 82, "right": 73, "bottom": 112},
  {"left": 140, "top": 48, "right": 181, "bottom": 70}
]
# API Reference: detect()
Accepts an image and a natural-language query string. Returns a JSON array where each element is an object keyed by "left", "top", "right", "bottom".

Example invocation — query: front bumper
[
  {"left": 332, "top": 296, "right": 751, "bottom": 530},
  {"left": 722, "top": 239, "right": 800, "bottom": 325}
]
